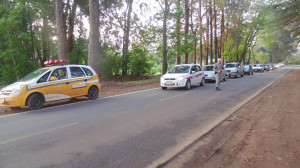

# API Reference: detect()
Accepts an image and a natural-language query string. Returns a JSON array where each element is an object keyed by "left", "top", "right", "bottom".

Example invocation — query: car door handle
[{"left": 66, "top": 82, "right": 70, "bottom": 84}]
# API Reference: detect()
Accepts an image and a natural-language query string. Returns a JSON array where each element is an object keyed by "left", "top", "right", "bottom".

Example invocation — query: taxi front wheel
[
  {"left": 27, "top": 93, "right": 44, "bottom": 110},
  {"left": 88, "top": 86, "right": 99, "bottom": 100}
]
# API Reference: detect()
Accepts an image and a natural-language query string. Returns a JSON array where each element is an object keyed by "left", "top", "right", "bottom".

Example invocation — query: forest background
[{"left": 0, "top": 0, "right": 299, "bottom": 85}]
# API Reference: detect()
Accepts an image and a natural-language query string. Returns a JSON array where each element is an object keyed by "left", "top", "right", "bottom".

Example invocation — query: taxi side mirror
[
  {"left": 191, "top": 71, "right": 196, "bottom": 74},
  {"left": 49, "top": 76, "right": 57, "bottom": 81}
]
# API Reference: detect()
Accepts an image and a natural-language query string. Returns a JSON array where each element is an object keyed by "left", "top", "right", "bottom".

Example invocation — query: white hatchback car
[{"left": 160, "top": 64, "right": 205, "bottom": 90}]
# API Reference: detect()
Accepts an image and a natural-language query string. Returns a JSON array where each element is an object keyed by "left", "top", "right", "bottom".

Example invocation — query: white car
[
  {"left": 160, "top": 64, "right": 205, "bottom": 90},
  {"left": 253, "top": 64, "right": 264, "bottom": 72},
  {"left": 203, "top": 65, "right": 227, "bottom": 82}
]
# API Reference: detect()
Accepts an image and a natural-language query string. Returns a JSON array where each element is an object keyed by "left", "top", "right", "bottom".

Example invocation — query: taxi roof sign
[{"left": 44, "top": 59, "right": 68, "bottom": 66}]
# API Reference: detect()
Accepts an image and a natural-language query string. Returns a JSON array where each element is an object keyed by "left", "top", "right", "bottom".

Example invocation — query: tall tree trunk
[
  {"left": 122, "top": 0, "right": 133, "bottom": 76},
  {"left": 209, "top": 0, "right": 213, "bottom": 64},
  {"left": 42, "top": 13, "right": 50, "bottom": 62},
  {"left": 67, "top": 1, "right": 77, "bottom": 53},
  {"left": 88, "top": 0, "right": 100, "bottom": 74},
  {"left": 162, "top": 0, "right": 168, "bottom": 74},
  {"left": 205, "top": 2, "right": 209, "bottom": 65},
  {"left": 213, "top": 0, "right": 218, "bottom": 62},
  {"left": 184, "top": 0, "right": 189, "bottom": 64},
  {"left": 176, "top": 0, "right": 181, "bottom": 65},
  {"left": 55, "top": 0, "right": 67, "bottom": 59},
  {"left": 190, "top": 0, "right": 196, "bottom": 64},
  {"left": 220, "top": 4, "right": 224, "bottom": 64},
  {"left": 199, "top": 0, "right": 203, "bottom": 66}
]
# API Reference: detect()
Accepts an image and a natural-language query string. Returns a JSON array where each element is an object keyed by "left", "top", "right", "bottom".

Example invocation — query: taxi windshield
[
  {"left": 168, "top": 66, "right": 190, "bottom": 73},
  {"left": 203, "top": 66, "right": 214, "bottom": 71},
  {"left": 19, "top": 69, "right": 49, "bottom": 82}
]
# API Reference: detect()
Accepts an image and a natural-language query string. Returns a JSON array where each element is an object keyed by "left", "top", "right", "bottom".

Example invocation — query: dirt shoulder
[
  {"left": 164, "top": 67, "right": 300, "bottom": 168},
  {"left": 0, "top": 76, "right": 160, "bottom": 116}
]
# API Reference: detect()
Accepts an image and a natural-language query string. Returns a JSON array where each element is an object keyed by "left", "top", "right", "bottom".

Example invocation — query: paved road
[{"left": 0, "top": 67, "right": 290, "bottom": 168}]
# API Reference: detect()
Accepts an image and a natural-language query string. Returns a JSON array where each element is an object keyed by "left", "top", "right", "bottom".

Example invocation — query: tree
[
  {"left": 55, "top": 0, "right": 67, "bottom": 59},
  {"left": 122, "top": 0, "right": 133, "bottom": 76},
  {"left": 184, "top": 0, "right": 189, "bottom": 63},
  {"left": 88, "top": 0, "right": 100, "bottom": 74}
]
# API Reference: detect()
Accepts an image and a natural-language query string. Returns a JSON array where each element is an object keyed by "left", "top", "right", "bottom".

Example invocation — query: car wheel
[
  {"left": 88, "top": 86, "right": 99, "bottom": 100},
  {"left": 185, "top": 80, "right": 191, "bottom": 90},
  {"left": 200, "top": 78, "right": 205, "bottom": 86},
  {"left": 27, "top": 93, "right": 44, "bottom": 110},
  {"left": 161, "top": 87, "right": 167, "bottom": 90}
]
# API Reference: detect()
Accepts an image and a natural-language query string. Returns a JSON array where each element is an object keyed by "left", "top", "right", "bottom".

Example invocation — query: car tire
[
  {"left": 200, "top": 78, "right": 205, "bottom": 86},
  {"left": 27, "top": 93, "right": 44, "bottom": 110},
  {"left": 161, "top": 87, "right": 167, "bottom": 90},
  {"left": 88, "top": 86, "right": 99, "bottom": 100},
  {"left": 185, "top": 80, "right": 191, "bottom": 90}
]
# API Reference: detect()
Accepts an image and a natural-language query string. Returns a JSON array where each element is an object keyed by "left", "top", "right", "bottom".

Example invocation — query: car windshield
[
  {"left": 19, "top": 68, "right": 49, "bottom": 82},
  {"left": 254, "top": 64, "right": 261, "bottom": 67},
  {"left": 203, "top": 66, "right": 214, "bottom": 71},
  {"left": 225, "top": 64, "right": 237, "bottom": 68},
  {"left": 244, "top": 65, "right": 250, "bottom": 69},
  {"left": 168, "top": 66, "right": 190, "bottom": 73}
]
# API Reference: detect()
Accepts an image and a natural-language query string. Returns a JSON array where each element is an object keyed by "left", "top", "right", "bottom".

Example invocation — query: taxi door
[
  {"left": 67, "top": 66, "right": 89, "bottom": 97},
  {"left": 190, "top": 66, "right": 201, "bottom": 85},
  {"left": 45, "top": 67, "right": 70, "bottom": 102}
]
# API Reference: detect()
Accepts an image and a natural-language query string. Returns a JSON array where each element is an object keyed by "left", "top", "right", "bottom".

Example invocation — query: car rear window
[
  {"left": 70, "top": 67, "right": 85, "bottom": 78},
  {"left": 203, "top": 66, "right": 214, "bottom": 71},
  {"left": 82, "top": 67, "right": 93, "bottom": 76}
]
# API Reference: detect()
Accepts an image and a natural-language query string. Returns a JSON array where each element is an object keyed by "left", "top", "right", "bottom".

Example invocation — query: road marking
[
  {"left": 0, "top": 122, "right": 78, "bottom": 145},
  {"left": 160, "top": 92, "right": 191, "bottom": 101}
]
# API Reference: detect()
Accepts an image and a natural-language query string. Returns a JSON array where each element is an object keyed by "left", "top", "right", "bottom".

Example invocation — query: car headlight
[
  {"left": 177, "top": 76, "right": 184, "bottom": 80},
  {"left": 11, "top": 87, "right": 23, "bottom": 95}
]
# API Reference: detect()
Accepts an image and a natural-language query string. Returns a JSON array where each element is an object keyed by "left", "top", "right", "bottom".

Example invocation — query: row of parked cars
[{"left": 160, "top": 62, "right": 285, "bottom": 90}]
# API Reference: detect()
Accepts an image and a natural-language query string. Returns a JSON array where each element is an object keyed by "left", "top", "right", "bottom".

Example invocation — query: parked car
[
  {"left": 279, "top": 62, "right": 285, "bottom": 67},
  {"left": 224, "top": 63, "right": 244, "bottom": 78},
  {"left": 203, "top": 65, "right": 227, "bottom": 82},
  {"left": 0, "top": 59, "right": 101, "bottom": 110},
  {"left": 263, "top": 64, "right": 270, "bottom": 71},
  {"left": 274, "top": 64, "right": 281, "bottom": 69},
  {"left": 268, "top": 64, "right": 275, "bottom": 70},
  {"left": 244, "top": 65, "right": 253, "bottom": 75},
  {"left": 253, "top": 64, "right": 264, "bottom": 72},
  {"left": 160, "top": 64, "right": 205, "bottom": 90}
]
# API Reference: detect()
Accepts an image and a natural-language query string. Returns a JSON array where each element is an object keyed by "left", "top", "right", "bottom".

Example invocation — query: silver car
[
  {"left": 203, "top": 65, "right": 227, "bottom": 82},
  {"left": 224, "top": 63, "right": 244, "bottom": 78}
]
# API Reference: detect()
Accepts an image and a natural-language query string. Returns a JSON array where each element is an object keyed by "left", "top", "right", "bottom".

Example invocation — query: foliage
[{"left": 128, "top": 44, "right": 153, "bottom": 77}]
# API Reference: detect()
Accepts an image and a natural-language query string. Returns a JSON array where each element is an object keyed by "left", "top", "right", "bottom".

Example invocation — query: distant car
[
  {"left": 203, "top": 65, "right": 227, "bottom": 82},
  {"left": 0, "top": 59, "right": 101, "bottom": 110},
  {"left": 268, "top": 64, "right": 275, "bottom": 70},
  {"left": 274, "top": 64, "right": 281, "bottom": 69},
  {"left": 263, "top": 64, "right": 270, "bottom": 71},
  {"left": 244, "top": 65, "right": 253, "bottom": 75},
  {"left": 253, "top": 64, "right": 264, "bottom": 72},
  {"left": 224, "top": 63, "right": 244, "bottom": 78},
  {"left": 160, "top": 64, "right": 205, "bottom": 90},
  {"left": 279, "top": 62, "right": 285, "bottom": 67}
]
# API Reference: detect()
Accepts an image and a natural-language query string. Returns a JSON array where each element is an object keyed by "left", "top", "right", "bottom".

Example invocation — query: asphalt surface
[{"left": 0, "top": 67, "right": 290, "bottom": 168}]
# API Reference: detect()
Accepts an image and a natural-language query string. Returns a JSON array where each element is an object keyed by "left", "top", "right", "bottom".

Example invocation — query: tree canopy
[{"left": 0, "top": 0, "right": 299, "bottom": 85}]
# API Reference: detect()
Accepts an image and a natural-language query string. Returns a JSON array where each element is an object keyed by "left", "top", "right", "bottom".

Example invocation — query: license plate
[
  {"left": 0, "top": 98, "right": 4, "bottom": 103},
  {"left": 166, "top": 81, "right": 173, "bottom": 84}
]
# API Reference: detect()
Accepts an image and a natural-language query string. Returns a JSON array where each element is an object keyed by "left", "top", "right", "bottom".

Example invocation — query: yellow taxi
[{"left": 0, "top": 59, "right": 101, "bottom": 110}]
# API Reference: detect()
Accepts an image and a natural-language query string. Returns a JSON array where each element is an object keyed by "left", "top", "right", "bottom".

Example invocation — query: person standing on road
[{"left": 214, "top": 58, "right": 223, "bottom": 91}]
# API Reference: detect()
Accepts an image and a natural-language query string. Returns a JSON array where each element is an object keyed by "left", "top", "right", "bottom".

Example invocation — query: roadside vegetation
[{"left": 0, "top": 0, "right": 299, "bottom": 86}]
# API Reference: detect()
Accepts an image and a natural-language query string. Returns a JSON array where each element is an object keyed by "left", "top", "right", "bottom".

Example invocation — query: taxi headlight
[
  {"left": 11, "top": 87, "right": 23, "bottom": 95},
  {"left": 177, "top": 76, "right": 184, "bottom": 80}
]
